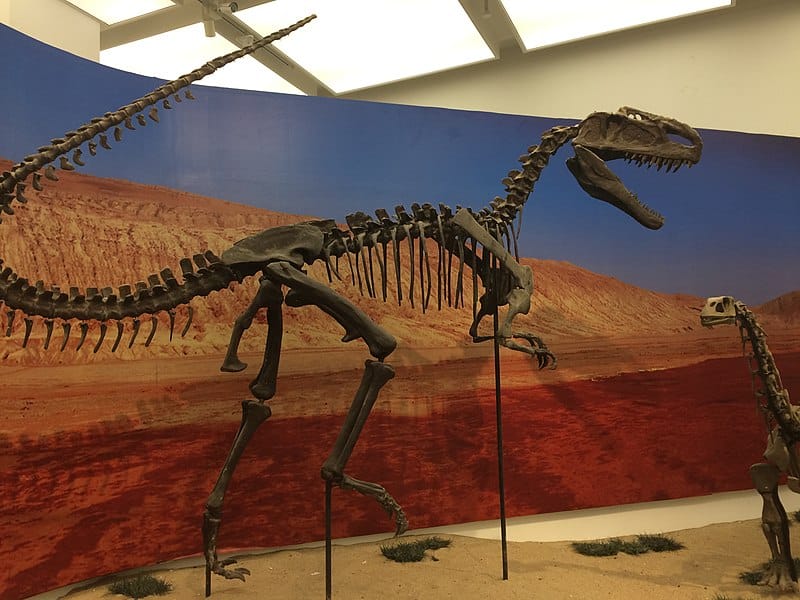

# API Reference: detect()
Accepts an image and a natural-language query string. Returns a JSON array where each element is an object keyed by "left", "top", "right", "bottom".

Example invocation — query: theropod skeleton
[
  {"left": 0, "top": 14, "right": 702, "bottom": 591},
  {"left": 701, "top": 297, "right": 800, "bottom": 590}
]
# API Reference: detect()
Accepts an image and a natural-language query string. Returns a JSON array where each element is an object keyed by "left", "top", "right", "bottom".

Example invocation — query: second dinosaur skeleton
[
  {"left": 0, "top": 14, "right": 702, "bottom": 594},
  {"left": 701, "top": 297, "right": 800, "bottom": 591}
]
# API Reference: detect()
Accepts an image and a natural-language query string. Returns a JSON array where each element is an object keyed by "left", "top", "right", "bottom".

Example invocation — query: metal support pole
[
  {"left": 493, "top": 307, "right": 509, "bottom": 580},
  {"left": 325, "top": 480, "right": 333, "bottom": 600}
]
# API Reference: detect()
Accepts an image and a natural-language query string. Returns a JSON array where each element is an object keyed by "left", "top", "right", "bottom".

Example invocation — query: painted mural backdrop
[{"left": 1, "top": 23, "right": 799, "bottom": 599}]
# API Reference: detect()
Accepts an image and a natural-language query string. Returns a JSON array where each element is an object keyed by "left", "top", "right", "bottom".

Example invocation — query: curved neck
[
  {"left": 503, "top": 124, "right": 579, "bottom": 210},
  {"left": 736, "top": 301, "right": 799, "bottom": 441}
]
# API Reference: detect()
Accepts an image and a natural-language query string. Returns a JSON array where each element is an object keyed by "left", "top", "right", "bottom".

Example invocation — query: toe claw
[{"left": 395, "top": 511, "right": 409, "bottom": 536}]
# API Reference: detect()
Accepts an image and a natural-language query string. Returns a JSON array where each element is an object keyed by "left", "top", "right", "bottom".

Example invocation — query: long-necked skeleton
[
  {"left": 701, "top": 296, "right": 800, "bottom": 590},
  {"left": 0, "top": 14, "right": 702, "bottom": 593}
]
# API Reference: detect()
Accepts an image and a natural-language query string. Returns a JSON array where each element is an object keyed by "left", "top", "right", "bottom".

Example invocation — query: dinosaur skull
[
  {"left": 699, "top": 295, "right": 737, "bottom": 327},
  {"left": 566, "top": 106, "right": 702, "bottom": 230}
]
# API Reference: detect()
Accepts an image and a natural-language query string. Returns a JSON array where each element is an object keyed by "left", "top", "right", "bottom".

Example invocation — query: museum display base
[
  {"left": 40, "top": 488, "right": 800, "bottom": 600},
  {"left": 54, "top": 520, "right": 788, "bottom": 600}
]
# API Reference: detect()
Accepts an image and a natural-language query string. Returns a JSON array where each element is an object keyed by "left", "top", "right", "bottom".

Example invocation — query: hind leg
[
  {"left": 204, "top": 278, "right": 284, "bottom": 596},
  {"left": 203, "top": 400, "right": 271, "bottom": 594},
  {"left": 320, "top": 359, "right": 406, "bottom": 532},
  {"left": 263, "top": 261, "right": 406, "bottom": 532}
]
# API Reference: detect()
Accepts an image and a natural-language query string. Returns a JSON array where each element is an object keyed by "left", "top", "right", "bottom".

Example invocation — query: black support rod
[
  {"left": 325, "top": 480, "right": 333, "bottom": 600},
  {"left": 493, "top": 306, "right": 509, "bottom": 580}
]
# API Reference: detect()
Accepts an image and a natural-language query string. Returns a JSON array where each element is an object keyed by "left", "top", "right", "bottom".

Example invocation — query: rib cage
[{"left": 328, "top": 122, "right": 580, "bottom": 311}]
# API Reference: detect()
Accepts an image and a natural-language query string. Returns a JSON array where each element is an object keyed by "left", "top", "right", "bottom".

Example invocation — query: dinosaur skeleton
[
  {"left": 0, "top": 13, "right": 702, "bottom": 593},
  {"left": 701, "top": 297, "right": 800, "bottom": 590}
]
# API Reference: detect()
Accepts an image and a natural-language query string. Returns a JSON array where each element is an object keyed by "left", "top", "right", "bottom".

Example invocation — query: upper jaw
[{"left": 617, "top": 106, "right": 703, "bottom": 162}]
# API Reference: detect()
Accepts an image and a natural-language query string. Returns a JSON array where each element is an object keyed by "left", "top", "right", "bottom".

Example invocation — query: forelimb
[
  {"left": 750, "top": 462, "right": 798, "bottom": 590},
  {"left": 452, "top": 209, "right": 555, "bottom": 368}
]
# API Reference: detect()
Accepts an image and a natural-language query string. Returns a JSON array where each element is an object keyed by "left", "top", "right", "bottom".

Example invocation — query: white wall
[
  {"left": 0, "top": 0, "right": 99, "bottom": 60},
  {"left": 345, "top": 0, "right": 800, "bottom": 137},
  {"left": 2, "top": 1, "right": 797, "bottom": 136}
]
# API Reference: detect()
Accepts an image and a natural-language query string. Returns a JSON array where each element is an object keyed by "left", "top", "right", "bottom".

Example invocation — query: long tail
[
  {"left": 0, "top": 15, "right": 315, "bottom": 350},
  {"left": 0, "top": 15, "right": 316, "bottom": 208}
]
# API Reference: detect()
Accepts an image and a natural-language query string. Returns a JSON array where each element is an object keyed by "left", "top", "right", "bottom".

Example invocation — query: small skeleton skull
[{"left": 700, "top": 295, "right": 737, "bottom": 327}]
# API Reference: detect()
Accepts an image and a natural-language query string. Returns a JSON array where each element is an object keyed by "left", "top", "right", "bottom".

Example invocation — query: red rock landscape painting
[{"left": 1, "top": 164, "right": 799, "bottom": 598}]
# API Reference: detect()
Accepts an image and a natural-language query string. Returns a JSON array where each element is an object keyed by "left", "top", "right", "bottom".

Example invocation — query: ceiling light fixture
[
  {"left": 100, "top": 23, "right": 304, "bottom": 95},
  {"left": 499, "top": 0, "right": 734, "bottom": 51},
  {"left": 235, "top": 0, "right": 495, "bottom": 94}
]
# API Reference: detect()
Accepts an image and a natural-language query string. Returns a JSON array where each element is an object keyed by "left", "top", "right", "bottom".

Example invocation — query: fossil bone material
[
  {"left": 701, "top": 296, "right": 800, "bottom": 590},
  {"left": 0, "top": 13, "right": 702, "bottom": 594}
]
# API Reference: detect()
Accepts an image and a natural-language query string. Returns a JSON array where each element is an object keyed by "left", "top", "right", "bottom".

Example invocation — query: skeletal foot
[
  {"left": 384, "top": 496, "right": 409, "bottom": 536},
  {"left": 331, "top": 473, "right": 409, "bottom": 535},
  {"left": 203, "top": 511, "right": 251, "bottom": 586},
  {"left": 210, "top": 557, "right": 251, "bottom": 582},
  {"left": 761, "top": 563, "right": 798, "bottom": 591}
]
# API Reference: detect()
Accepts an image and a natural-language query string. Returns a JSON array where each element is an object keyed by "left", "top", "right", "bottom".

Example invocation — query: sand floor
[{"left": 61, "top": 520, "right": 794, "bottom": 600}]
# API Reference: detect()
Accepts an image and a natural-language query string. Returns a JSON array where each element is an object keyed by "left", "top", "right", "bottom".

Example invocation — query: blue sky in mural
[{"left": 1, "top": 24, "right": 798, "bottom": 305}]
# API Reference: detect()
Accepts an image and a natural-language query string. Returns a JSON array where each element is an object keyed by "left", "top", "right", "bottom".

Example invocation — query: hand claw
[
  {"left": 500, "top": 333, "right": 558, "bottom": 369},
  {"left": 536, "top": 350, "right": 557, "bottom": 370}
]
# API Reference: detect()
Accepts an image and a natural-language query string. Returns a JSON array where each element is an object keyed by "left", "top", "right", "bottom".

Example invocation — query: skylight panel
[
  {"left": 100, "top": 23, "right": 304, "bottom": 95},
  {"left": 236, "top": 0, "right": 495, "bottom": 94},
  {"left": 499, "top": 0, "right": 734, "bottom": 51}
]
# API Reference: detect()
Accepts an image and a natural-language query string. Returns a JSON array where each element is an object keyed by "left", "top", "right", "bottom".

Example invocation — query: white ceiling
[{"left": 61, "top": 0, "right": 734, "bottom": 97}]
